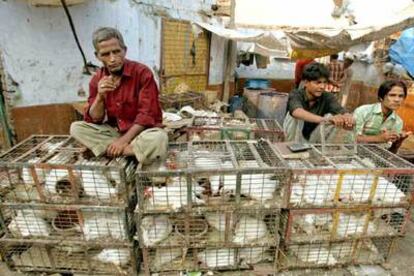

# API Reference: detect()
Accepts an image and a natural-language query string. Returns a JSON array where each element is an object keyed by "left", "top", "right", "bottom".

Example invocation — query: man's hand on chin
[{"left": 106, "top": 138, "right": 129, "bottom": 157}]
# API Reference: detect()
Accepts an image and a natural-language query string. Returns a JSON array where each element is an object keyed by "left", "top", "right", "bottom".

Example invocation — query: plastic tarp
[
  {"left": 389, "top": 27, "right": 414, "bottom": 77},
  {"left": 195, "top": 0, "right": 414, "bottom": 59}
]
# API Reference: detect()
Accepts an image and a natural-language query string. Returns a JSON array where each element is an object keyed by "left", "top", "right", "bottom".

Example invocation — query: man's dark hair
[
  {"left": 378, "top": 80, "right": 407, "bottom": 100},
  {"left": 302, "top": 62, "right": 330, "bottom": 82},
  {"left": 330, "top": 54, "right": 339, "bottom": 60}
]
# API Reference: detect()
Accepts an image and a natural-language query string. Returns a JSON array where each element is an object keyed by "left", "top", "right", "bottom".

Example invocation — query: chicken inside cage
[
  {"left": 3, "top": 243, "right": 132, "bottom": 273},
  {"left": 4, "top": 206, "right": 128, "bottom": 242},
  {"left": 288, "top": 157, "right": 410, "bottom": 207},
  {"left": 138, "top": 141, "right": 285, "bottom": 211},
  {"left": 289, "top": 208, "right": 406, "bottom": 243},
  {"left": 146, "top": 245, "right": 275, "bottom": 273},
  {"left": 287, "top": 242, "right": 354, "bottom": 266},
  {"left": 138, "top": 211, "right": 278, "bottom": 250},
  {"left": 284, "top": 237, "right": 391, "bottom": 268},
  {"left": 8, "top": 154, "right": 133, "bottom": 203}
]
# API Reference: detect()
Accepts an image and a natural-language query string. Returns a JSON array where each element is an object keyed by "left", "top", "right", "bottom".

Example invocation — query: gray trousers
[{"left": 70, "top": 121, "right": 168, "bottom": 166}]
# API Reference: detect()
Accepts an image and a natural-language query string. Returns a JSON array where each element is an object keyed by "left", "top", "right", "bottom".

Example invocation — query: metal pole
[{"left": 222, "top": 0, "right": 236, "bottom": 103}]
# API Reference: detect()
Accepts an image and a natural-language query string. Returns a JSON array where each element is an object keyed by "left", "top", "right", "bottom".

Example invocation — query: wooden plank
[{"left": 11, "top": 103, "right": 78, "bottom": 142}]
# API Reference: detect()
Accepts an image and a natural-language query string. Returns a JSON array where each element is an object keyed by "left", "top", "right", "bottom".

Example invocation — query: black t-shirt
[{"left": 287, "top": 88, "right": 346, "bottom": 140}]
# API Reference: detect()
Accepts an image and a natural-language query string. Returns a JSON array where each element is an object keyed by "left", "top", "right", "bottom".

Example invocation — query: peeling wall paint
[{"left": 0, "top": 0, "right": 221, "bottom": 107}]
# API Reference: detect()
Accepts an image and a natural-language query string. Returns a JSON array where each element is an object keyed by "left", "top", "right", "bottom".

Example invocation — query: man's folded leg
[{"left": 70, "top": 121, "right": 120, "bottom": 157}]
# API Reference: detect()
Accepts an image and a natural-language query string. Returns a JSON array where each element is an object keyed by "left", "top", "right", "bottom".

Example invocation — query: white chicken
[
  {"left": 82, "top": 212, "right": 126, "bottom": 241},
  {"left": 373, "top": 178, "right": 406, "bottom": 204},
  {"left": 93, "top": 248, "right": 130, "bottom": 266},
  {"left": 78, "top": 169, "right": 117, "bottom": 200},
  {"left": 140, "top": 215, "right": 172, "bottom": 246},
  {"left": 289, "top": 244, "right": 337, "bottom": 265},
  {"left": 197, "top": 248, "right": 236, "bottom": 268},
  {"left": 233, "top": 216, "right": 268, "bottom": 245},
  {"left": 8, "top": 209, "right": 50, "bottom": 237},
  {"left": 205, "top": 212, "right": 233, "bottom": 232},
  {"left": 239, "top": 247, "right": 270, "bottom": 265},
  {"left": 146, "top": 177, "right": 204, "bottom": 211},
  {"left": 21, "top": 157, "right": 45, "bottom": 185},
  {"left": 333, "top": 213, "right": 368, "bottom": 238},
  {"left": 209, "top": 173, "right": 279, "bottom": 201}
]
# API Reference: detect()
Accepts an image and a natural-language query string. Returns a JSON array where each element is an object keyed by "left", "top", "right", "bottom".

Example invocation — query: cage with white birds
[
  {"left": 281, "top": 207, "right": 409, "bottom": 244},
  {"left": 0, "top": 203, "right": 134, "bottom": 244},
  {"left": 276, "top": 144, "right": 414, "bottom": 209},
  {"left": 0, "top": 239, "right": 138, "bottom": 275},
  {"left": 135, "top": 207, "right": 280, "bottom": 249},
  {"left": 0, "top": 135, "right": 137, "bottom": 206},
  {"left": 278, "top": 236, "right": 396, "bottom": 270},
  {"left": 140, "top": 245, "right": 279, "bottom": 275},
  {"left": 136, "top": 140, "right": 288, "bottom": 213}
]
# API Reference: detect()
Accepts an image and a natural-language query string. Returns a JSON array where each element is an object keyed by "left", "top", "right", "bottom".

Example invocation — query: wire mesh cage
[
  {"left": 0, "top": 240, "right": 138, "bottom": 275},
  {"left": 135, "top": 207, "right": 280, "bottom": 249},
  {"left": 0, "top": 135, "right": 137, "bottom": 205},
  {"left": 187, "top": 116, "right": 285, "bottom": 142},
  {"left": 136, "top": 140, "right": 288, "bottom": 213},
  {"left": 159, "top": 91, "right": 205, "bottom": 110},
  {"left": 276, "top": 144, "right": 414, "bottom": 209},
  {"left": 281, "top": 207, "right": 409, "bottom": 244},
  {"left": 0, "top": 203, "right": 134, "bottom": 244},
  {"left": 140, "top": 245, "right": 278, "bottom": 275},
  {"left": 278, "top": 236, "right": 396, "bottom": 270}
]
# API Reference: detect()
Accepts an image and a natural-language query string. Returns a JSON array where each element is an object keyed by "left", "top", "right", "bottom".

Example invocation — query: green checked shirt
[{"left": 350, "top": 103, "right": 403, "bottom": 147}]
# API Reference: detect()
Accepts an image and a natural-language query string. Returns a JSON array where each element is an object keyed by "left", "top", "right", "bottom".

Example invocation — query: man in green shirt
[
  {"left": 284, "top": 62, "right": 355, "bottom": 142},
  {"left": 352, "top": 80, "right": 412, "bottom": 152}
]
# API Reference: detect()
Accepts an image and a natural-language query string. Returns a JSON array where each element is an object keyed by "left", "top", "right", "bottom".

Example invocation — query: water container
[
  {"left": 257, "top": 92, "right": 289, "bottom": 126},
  {"left": 228, "top": 95, "right": 244, "bottom": 113},
  {"left": 243, "top": 88, "right": 275, "bottom": 117}
]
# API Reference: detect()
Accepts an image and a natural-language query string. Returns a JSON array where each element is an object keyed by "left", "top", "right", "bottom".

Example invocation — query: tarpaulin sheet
[
  {"left": 389, "top": 27, "right": 414, "bottom": 77},
  {"left": 195, "top": 0, "right": 414, "bottom": 59}
]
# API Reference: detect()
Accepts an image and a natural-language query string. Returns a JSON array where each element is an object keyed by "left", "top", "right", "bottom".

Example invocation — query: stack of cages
[
  {"left": 273, "top": 144, "right": 414, "bottom": 270},
  {"left": 0, "top": 135, "right": 139, "bottom": 275},
  {"left": 187, "top": 116, "right": 285, "bottom": 142},
  {"left": 135, "top": 139, "right": 289, "bottom": 275}
]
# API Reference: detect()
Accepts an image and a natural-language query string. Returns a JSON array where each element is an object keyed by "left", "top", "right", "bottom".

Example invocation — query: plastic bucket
[{"left": 257, "top": 92, "right": 289, "bottom": 125}]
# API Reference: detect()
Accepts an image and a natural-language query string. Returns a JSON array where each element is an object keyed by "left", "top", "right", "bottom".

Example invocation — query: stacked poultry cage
[
  {"left": 159, "top": 91, "right": 206, "bottom": 111},
  {"left": 0, "top": 135, "right": 138, "bottom": 275},
  {"left": 275, "top": 143, "right": 414, "bottom": 270},
  {"left": 187, "top": 116, "right": 285, "bottom": 142},
  {"left": 135, "top": 139, "right": 288, "bottom": 275}
]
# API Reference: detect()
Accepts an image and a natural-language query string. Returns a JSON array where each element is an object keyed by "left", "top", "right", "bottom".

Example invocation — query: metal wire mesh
[
  {"left": 0, "top": 135, "right": 137, "bottom": 205},
  {"left": 136, "top": 140, "right": 288, "bottom": 212},
  {"left": 0, "top": 203, "right": 133, "bottom": 244},
  {"left": 281, "top": 207, "right": 408, "bottom": 243},
  {"left": 135, "top": 208, "right": 280, "bottom": 248},
  {"left": 278, "top": 144, "right": 414, "bottom": 208},
  {"left": 187, "top": 116, "right": 285, "bottom": 142},
  {"left": 0, "top": 240, "right": 137, "bottom": 275},
  {"left": 278, "top": 237, "right": 395, "bottom": 269},
  {"left": 141, "top": 245, "right": 278, "bottom": 274},
  {"left": 159, "top": 91, "right": 205, "bottom": 110}
]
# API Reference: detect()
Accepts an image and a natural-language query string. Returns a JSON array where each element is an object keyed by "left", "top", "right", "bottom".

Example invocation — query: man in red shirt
[{"left": 70, "top": 27, "right": 168, "bottom": 166}]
